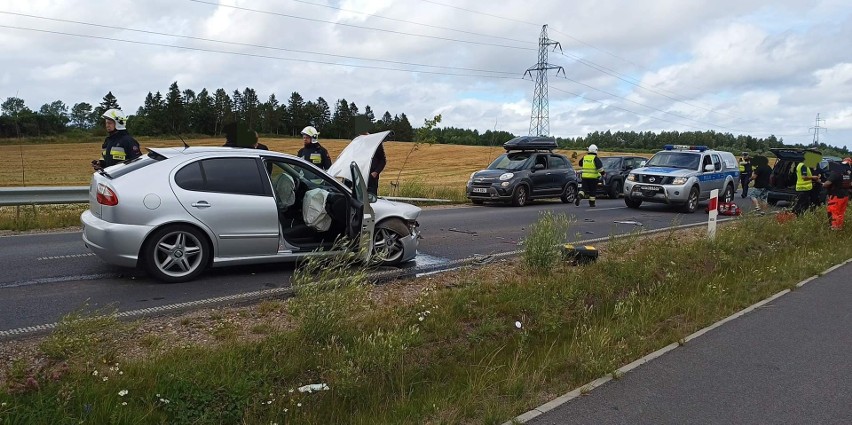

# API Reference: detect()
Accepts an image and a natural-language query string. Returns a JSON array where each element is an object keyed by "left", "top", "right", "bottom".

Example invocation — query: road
[
  {"left": 0, "top": 196, "right": 752, "bottom": 333},
  {"left": 526, "top": 260, "right": 852, "bottom": 425}
]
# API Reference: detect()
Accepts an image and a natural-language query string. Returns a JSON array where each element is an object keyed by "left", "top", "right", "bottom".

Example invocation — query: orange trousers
[{"left": 827, "top": 195, "right": 848, "bottom": 230}]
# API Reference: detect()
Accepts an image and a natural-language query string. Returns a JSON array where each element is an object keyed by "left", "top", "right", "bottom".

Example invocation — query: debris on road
[
  {"left": 448, "top": 227, "right": 478, "bottom": 236},
  {"left": 614, "top": 220, "right": 643, "bottom": 226},
  {"left": 298, "top": 383, "right": 330, "bottom": 393}
]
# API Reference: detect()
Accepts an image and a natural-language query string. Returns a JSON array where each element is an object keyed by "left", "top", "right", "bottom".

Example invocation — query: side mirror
[
  {"left": 639, "top": 161, "right": 647, "bottom": 167},
  {"left": 533, "top": 164, "right": 545, "bottom": 171},
  {"left": 704, "top": 164, "right": 714, "bottom": 172},
  {"left": 622, "top": 165, "right": 632, "bottom": 171}
]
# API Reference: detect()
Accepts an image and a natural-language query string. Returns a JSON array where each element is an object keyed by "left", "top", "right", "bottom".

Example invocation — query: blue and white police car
[{"left": 623, "top": 145, "right": 739, "bottom": 213}]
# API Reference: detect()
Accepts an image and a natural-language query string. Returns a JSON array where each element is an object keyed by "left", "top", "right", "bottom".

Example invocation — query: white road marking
[{"left": 37, "top": 253, "right": 96, "bottom": 261}]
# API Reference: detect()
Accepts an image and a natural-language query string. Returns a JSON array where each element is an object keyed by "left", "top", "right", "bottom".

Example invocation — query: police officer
[
  {"left": 823, "top": 158, "right": 852, "bottom": 230},
  {"left": 792, "top": 160, "right": 820, "bottom": 216},
  {"left": 92, "top": 109, "right": 141, "bottom": 170},
  {"left": 739, "top": 152, "right": 752, "bottom": 198},
  {"left": 296, "top": 126, "right": 331, "bottom": 170},
  {"left": 575, "top": 144, "right": 605, "bottom": 207}
]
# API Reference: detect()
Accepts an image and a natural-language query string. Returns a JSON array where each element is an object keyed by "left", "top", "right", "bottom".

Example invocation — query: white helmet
[
  {"left": 102, "top": 108, "right": 127, "bottom": 130},
  {"left": 588, "top": 144, "right": 598, "bottom": 153},
  {"left": 301, "top": 126, "right": 319, "bottom": 142}
]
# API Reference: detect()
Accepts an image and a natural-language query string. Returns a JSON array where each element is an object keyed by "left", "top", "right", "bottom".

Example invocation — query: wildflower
[
  {"left": 121, "top": 402, "right": 127, "bottom": 406},
  {"left": 118, "top": 389, "right": 128, "bottom": 397},
  {"left": 297, "top": 403, "right": 302, "bottom": 407},
  {"left": 515, "top": 321, "right": 522, "bottom": 329},
  {"left": 1, "top": 402, "right": 6, "bottom": 407},
  {"left": 102, "top": 377, "right": 108, "bottom": 382},
  {"left": 92, "top": 370, "right": 98, "bottom": 376},
  {"left": 418, "top": 316, "right": 424, "bottom": 322}
]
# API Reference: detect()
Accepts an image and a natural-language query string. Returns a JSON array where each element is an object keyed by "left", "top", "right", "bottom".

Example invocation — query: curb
[{"left": 503, "top": 257, "right": 852, "bottom": 425}]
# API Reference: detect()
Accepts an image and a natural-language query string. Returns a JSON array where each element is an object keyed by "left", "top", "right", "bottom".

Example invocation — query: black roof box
[{"left": 503, "top": 136, "right": 557, "bottom": 151}]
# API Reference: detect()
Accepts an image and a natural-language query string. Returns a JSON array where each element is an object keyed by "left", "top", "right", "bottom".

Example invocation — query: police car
[{"left": 623, "top": 145, "right": 739, "bottom": 213}]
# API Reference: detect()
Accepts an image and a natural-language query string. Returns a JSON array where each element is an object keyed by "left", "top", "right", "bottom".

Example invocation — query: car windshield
[
  {"left": 488, "top": 152, "right": 532, "bottom": 170},
  {"left": 646, "top": 152, "right": 700, "bottom": 170},
  {"left": 600, "top": 157, "right": 621, "bottom": 170}
]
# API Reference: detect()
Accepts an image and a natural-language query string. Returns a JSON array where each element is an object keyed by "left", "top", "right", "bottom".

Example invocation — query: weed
[
  {"left": 522, "top": 211, "right": 571, "bottom": 273},
  {"left": 38, "top": 306, "right": 131, "bottom": 365}
]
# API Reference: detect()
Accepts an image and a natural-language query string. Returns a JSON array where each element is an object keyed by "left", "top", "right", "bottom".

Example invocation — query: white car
[{"left": 81, "top": 131, "right": 421, "bottom": 283}]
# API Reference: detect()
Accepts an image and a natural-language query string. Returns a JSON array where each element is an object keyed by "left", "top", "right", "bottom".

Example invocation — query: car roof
[{"left": 149, "top": 146, "right": 297, "bottom": 160}]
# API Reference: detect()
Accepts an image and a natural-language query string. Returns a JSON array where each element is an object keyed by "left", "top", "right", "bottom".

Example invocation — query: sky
[{"left": 1, "top": 0, "right": 851, "bottom": 149}]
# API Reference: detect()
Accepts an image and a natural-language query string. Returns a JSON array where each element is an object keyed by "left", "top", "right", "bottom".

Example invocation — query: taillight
[{"left": 96, "top": 183, "right": 119, "bottom": 206}]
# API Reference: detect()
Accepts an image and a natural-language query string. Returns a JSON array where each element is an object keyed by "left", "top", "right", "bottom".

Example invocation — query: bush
[{"left": 522, "top": 212, "right": 571, "bottom": 273}]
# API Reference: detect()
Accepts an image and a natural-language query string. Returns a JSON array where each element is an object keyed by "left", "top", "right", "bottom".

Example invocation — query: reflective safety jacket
[
  {"left": 580, "top": 154, "right": 603, "bottom": 179},
  {"left": 297, "top": 143, "right": 332, "bottom": 170},
  {"left": 795, "top": 163, "right": 813, "bottom": 192},
  {"left": 101, "top": 130, "right": 141, "bottom": 167}
]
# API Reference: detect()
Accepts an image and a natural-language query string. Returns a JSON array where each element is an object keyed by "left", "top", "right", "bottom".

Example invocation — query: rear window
[{"left": 102, "top": 152, "right": 164, "bottom": 178}]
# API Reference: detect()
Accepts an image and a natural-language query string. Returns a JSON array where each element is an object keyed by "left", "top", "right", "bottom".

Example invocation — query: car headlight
[
  {"left": 469, "top": 171, "right": 477, "bottom": 180},
  {"left": 672, "top": 177, "right": 688, "bottom": 185},
  {"left": 499, "top": 172, "right": 514, "bottom": 181},
  {"left": 626, "top": 173, "right": 636, "bottom": 182}
]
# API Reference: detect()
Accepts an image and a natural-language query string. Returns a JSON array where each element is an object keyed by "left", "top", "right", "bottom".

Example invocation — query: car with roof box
[
  {"left": 465, "top": 136, "right": 579, "bottom": 207},
  {"left": 623, "top": 145, "right": 739, "bottom": 213}
]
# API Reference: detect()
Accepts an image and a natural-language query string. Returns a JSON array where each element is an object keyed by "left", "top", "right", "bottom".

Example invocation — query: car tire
[
  {"left": 471, "top": 199, "right": 484, "bottom": 205},
  {"left": 682, "top": 186, "right": 700, "bottom": 213},
  {"left": 511, "top": 185, "right": 528, "bottom": 207},
  {"left": 609, "top": 179, "right": 622, "bottom": 198},
  {"left": 371, "top": 218, "right": 410, "bottom": 266},
  {"left": 768, "top": 198, "right": 778, "bottom": 206},
  {"left": 142, "top": 224, "right": 210, "bottom": 283},
  {"left": 560, "top": 183, "right": 578, "bottom": 204},
  {"left": 625, "top": 197, "right": 642, "bottom": 209},
  {"left": 723, "top": 183, "right": 734, "bottom": 203}
]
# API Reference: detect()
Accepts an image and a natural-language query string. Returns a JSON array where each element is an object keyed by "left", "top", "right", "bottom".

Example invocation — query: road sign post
[{"left": 708, "top": 189, "right": 719, "bottom": 239}]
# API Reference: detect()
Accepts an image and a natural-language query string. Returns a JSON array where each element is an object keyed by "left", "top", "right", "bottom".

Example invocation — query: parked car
[
  {"left": 81, "top": 131, "right": 421, "bottom": 283},
  {"left": 623, "top": 145, "right": 739, "bottom": 213},
  {"left": 766, "top": 148, "right": 829, "bottom": 206},
  {"left": 596, "top": 155, "right": 647, "bottom": 198},
  {"left": 465, "top": 136, "right": 579, "bottom": 206}
]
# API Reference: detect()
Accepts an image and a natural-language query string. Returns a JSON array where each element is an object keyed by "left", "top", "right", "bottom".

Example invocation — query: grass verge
[
  {"left": 1, "top": 210, "right": 850, "bottom": 424},
  {"left": 0, "top": 204, "right": 87, "bottom": 232}
]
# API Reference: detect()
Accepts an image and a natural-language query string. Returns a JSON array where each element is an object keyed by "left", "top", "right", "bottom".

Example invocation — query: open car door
[{"left": 349, "top": 161, "right": 375, "bottom": 262}]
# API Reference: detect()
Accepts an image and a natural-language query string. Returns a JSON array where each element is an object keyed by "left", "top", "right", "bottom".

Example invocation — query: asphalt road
[
  {"left": 527, "top": 261, "right": 852, "bottom": 425},
  {"left": 0, "top": 195, "right": 753, "bottom": 333}
]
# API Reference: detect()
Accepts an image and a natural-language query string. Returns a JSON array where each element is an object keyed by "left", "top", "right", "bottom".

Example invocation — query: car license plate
[{"left": 472, "top": 187, "right": 488, "bottom": 193}]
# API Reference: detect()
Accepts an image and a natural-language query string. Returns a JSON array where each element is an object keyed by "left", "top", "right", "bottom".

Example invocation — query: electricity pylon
[{"left": 524, "top": 24, "right": 564, "bottom": 137}]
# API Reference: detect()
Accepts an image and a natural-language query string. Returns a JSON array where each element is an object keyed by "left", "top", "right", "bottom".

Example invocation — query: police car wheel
[
  {"left": 722, "top": 184, "right": 734, "bottom": 203},
  {"left": 682, "top": 187, "right": 700, "bottom": 213},
  {"left": 609, "top": 180, "right": 622, "bottom": 198}
]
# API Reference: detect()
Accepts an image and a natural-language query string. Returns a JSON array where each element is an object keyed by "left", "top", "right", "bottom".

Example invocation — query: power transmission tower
[
  {"left": 809, "top": 113, "right": 826, "bottom": 146},
  {"left": 524, "top": 25, "right": 564, "bottom": 137}
]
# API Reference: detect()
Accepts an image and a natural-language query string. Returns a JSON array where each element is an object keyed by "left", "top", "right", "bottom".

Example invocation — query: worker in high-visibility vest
[
  {"left": 575, "top": 144, "right": 605, "bottom": 207},
  {"left": 793, "top": 161, "right": 820, "bottom": 216}
]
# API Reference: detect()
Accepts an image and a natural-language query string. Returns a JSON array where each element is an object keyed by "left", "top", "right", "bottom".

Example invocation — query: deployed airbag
[{"left": 303, "top": 188, "right": 331, "bottom": 232}]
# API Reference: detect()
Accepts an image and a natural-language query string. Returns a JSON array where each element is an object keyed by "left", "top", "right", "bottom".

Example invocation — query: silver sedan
[{"left": 81, "top": 131, "right": 420, "bottom": 283}]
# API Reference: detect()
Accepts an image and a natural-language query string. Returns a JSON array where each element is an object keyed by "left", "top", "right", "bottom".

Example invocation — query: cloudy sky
[{"left": 1, "top": 0, "right": 851, "bottom": 148}]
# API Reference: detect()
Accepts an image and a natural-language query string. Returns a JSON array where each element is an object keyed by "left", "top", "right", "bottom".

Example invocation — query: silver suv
[{"left": 623, "top": 145, "right": 739, "bottom": 213}]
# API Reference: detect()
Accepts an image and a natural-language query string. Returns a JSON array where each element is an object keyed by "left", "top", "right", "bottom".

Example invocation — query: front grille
[{"left": 638, "top": 175, "right": 673, "bottom": 184}]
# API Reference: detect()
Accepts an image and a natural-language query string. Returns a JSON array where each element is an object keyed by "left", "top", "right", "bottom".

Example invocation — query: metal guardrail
[
  {"left": 0, "top": 186, "right": 89, "bottom": 206},
  {"left": 0, "top": 186, "right": 450, "bottom": 207}
]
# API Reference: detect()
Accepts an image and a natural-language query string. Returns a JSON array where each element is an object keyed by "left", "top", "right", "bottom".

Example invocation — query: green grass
[
  {"left": 1, "top": 210, "right": 850, "bottom": 424},
  {"left": 0, "top": 204, "right": 87, "bottom": 231}
]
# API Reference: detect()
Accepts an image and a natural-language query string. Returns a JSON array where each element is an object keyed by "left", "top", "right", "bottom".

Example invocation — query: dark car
[
  {"left": 595, "top": 156, "right": 647, "bottom": 198},
  {"left": 466, "top": 136, "right": 579, "bottom": 207},
  {"left": 766, "top": 147, "right": 832, "bottom": 206}
]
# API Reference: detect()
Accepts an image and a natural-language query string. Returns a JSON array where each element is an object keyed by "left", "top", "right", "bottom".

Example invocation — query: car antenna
[{"left": 172, "top": 126, "right": 190, "bottom": 150}]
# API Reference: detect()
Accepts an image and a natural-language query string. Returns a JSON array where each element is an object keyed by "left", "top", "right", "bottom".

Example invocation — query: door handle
[{"left": 191, "top": 201, "right": 211, "bottom": 208}]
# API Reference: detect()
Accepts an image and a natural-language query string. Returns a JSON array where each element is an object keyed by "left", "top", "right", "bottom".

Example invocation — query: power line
[
  {"left": 186, "top": 0, "right": 535, "bottom": 51},
  {"left": 285, "top": 0, "right": 535, "bottom": 45},
  {"left": 417, "top": 0, "right": 541, "bottom": 27},
  {"left": 0, "top": 11, "right": 518, "bottom": 76},
  {"left": 548, "top": 85, "right": 708, "bottom": 131},
  {"left": 0, "top": 24, "right": 523, "bottom": 79}
]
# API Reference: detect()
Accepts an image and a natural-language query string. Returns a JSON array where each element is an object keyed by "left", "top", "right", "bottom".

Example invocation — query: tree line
[
  {"left": 1, "top": 84, "right": 849, "bottom": 157},
  {"left": 0, "top": 82, "right": 415, "bottom": 141}
]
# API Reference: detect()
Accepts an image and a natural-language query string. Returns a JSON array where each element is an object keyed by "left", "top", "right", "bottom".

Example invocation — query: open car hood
[{"left": 327, "top": 130, "right": 393, "bottom": 183}]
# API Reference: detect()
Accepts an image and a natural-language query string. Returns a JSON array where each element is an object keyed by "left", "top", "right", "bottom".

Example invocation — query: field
[{"left": 0, "top": 137, "right": 641, "bottom": 196}]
